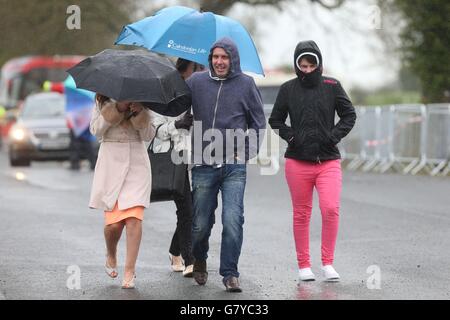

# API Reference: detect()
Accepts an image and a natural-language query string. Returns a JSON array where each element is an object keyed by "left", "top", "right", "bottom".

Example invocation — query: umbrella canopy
[
  {"left": 66, "top": 49, "right": 191, "bottom": 117},
  {"left": 115, "top": 6, "right": 264, "bottom": 76}
]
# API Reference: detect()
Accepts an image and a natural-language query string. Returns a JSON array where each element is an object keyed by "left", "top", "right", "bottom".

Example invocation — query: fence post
[
  {"left": 411, "top": 105, "right": 428, "bottom": 175},
  {"left": 362, "top": 106, "right": 381, "bottom": 172}
]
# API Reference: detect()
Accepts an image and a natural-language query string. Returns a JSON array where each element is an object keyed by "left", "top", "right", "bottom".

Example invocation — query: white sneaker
[
  {"left": 298, "top": 268, "right": 316, "bottom": 281},
  {"left": 321, "top": 265, "right": 340, "bottom": 282}
]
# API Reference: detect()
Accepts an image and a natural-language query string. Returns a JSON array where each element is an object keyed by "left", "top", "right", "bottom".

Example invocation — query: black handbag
[{"left": 148, "top": 125, "right": 188, "bottom": 202}]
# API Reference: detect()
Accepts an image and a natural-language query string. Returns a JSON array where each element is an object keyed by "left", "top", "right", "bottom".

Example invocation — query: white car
[{"left": 8, "top": 92, "right": 72, "bottom": 166}]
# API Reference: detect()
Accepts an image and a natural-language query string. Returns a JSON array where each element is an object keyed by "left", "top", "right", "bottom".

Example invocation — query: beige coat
[{"left": 89, "top": 100, "right": 155, "bottom": 211}]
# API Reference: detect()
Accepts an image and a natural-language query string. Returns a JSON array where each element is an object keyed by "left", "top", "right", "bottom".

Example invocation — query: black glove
[{"left": 174, "top": 113, "right": 193, "bottom": 130}]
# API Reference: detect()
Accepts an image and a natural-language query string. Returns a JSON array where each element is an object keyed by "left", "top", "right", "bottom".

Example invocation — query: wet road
[{"left": 0, "top": 148, "right": 449, "bottom": 300}]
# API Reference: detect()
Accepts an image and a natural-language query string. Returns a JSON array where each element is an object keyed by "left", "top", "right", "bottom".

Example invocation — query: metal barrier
[
  {"left": 374, "top": 106, "right": 394, "bottom": 173},
  {"left": 419, "top": 104, "right": 450, "bottom": 175},
  {"left": 339, "top": 103, "right": 450, "bottom": 176},
  {"left": 263, "top": 103, "right": 449, "bottom": 176},
  {"left": 387, "top": 104, "right": 426, "bottom": 174},
  {"left": 341, "top": 107, "right": 365, "bottom": 170}
]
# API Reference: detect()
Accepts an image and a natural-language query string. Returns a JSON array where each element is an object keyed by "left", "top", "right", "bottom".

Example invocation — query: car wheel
[{"left": 9, "top": 157, "right": 31, "bottom": 167}]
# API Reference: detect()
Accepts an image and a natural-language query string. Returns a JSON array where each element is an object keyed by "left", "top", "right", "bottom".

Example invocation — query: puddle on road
[{"left": 5, "top": 168, "right": 80, "bottom": 191}]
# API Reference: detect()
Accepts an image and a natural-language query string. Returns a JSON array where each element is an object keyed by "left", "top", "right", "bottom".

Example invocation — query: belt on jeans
[{"left": 194, "top": 164, "right": 224, "bottom": 168}]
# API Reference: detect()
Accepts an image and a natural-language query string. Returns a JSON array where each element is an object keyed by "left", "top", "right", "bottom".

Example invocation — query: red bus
[
  {"left": 0, "top": 55, "right": 84, "bottom": 109},
  {"left": 0, "top": 55, "right": 84, "bottom": 143}
]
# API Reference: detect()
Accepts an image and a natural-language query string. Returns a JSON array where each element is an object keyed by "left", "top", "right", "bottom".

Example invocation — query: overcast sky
[
  {"left": 149, "top": 0, "right": 400, "bottom": 90},
  {"left": 228, "top": 0, "right": 400, "bottom": 90}
]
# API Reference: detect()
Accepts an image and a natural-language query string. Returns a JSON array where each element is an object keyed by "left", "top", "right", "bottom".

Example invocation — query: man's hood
[
  {"left": 208, "top": 37, "right": 242, "bottom": 80},
  {"left": 293, "top": 40, "right": 323, "bottom": 87},
  {"left": 294, "top": 40, "right": 323, "bottom": 75}
]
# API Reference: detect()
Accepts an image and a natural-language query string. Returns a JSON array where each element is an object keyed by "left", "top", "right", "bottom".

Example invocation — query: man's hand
[{"left": 174, "top": 113, "right": 193, "bottom": 130}]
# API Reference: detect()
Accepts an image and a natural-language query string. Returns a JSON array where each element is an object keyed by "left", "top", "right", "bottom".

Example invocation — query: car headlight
[{"left": 10, "top": 127, "right": 27, "bottom": 141}]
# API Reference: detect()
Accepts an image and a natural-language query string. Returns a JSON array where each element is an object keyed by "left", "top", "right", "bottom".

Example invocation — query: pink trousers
[{"left": 285, "top": 158, "right": 342, "bottom": 269}]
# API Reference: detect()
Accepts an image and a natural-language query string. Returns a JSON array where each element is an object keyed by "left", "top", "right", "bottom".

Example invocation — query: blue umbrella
[
  {"left": 115, "top": 6, "right": 264, "bottom": 76},
  {"left": 64, "top": 75, "right": 95, "bottom": 138}
]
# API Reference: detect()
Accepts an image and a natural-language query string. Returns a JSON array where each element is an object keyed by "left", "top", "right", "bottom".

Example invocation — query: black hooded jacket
[{"left": 269, "top": 40, "right": 356, "bottom": 162}]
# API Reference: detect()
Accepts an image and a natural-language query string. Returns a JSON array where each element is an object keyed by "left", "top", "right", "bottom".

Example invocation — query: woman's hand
[
  {"left": 129, "top": 103, "right": 143, "bottom": 114},
  {"left": 116, "top": 101, "right": 131, "bottom": 113}
]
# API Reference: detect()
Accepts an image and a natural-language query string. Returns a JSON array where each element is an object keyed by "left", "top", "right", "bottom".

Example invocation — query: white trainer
[
  {"left": 298, "top": 268, "right": 316, "bottom": 281},
  {"left": 321, "top": 265, "right": 340, "bottom": 282}
]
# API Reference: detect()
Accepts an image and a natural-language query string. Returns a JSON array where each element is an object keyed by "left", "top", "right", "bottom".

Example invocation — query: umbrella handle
[{"left": 125, "top": 111, "right": 138, "bottom": 120}]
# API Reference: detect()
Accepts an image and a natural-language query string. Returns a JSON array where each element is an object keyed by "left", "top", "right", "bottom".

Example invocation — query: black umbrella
[{"left": 66, "top": 49, "right": 191, "bottom": 116}]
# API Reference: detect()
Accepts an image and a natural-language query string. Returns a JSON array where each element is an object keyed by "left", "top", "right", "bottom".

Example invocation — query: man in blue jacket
[{"left": 186, "top": 37, "right": 266, "bottom": 292}]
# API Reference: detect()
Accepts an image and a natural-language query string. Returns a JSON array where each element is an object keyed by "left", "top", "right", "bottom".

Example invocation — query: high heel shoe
[
  {"left": 169, "top": 254, "right": 184, "bottom": 272},
  {"left": 121, "top": 274, "right": 136, "bottom": 289},
  {"left": 183, "top": 264, "right": 194, "bottom": 277},
  {"left": 105, "top": 256, "right": 118, "bottom": 278}
]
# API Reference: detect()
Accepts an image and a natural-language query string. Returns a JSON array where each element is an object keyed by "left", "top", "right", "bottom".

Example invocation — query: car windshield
[{"left": 21, "top": 95, "right": 65, "bottom": 119}]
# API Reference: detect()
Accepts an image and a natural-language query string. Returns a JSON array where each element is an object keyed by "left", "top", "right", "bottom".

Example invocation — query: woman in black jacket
[{"left": 269, "top": 40, "right": 356, "bottom": 282}]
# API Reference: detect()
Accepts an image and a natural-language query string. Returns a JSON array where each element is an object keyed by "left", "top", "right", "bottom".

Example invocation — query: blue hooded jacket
[{"left": 186, "top": 37, "right": 266, "bottom": 165}]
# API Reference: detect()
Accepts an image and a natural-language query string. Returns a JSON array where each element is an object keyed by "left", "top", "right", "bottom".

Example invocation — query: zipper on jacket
[
  {"left": 212, "top": 81, "right": 223, "bottom": 129},
  {"left": 317, "top": 156, "right": 321, "bottom": 164}
]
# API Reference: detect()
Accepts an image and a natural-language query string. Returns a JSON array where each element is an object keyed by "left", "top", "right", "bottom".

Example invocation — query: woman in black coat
[{"left": 269, "top": 40, "right": 356, "bottom": 282}]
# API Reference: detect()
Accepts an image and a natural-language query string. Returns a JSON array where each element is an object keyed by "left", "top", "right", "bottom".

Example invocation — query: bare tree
[{"left": 0, "top": 0, "right": 134, "bottom": 66}]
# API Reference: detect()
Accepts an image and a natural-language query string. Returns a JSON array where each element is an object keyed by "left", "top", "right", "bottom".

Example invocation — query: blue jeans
[{"left": 191, "top": 164, "right": 247, "bottom": 280}]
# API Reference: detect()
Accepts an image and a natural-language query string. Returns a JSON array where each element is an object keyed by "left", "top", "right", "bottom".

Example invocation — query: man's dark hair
[
  {"left": 299, "top": 55, "right": 318, "bottom": 66},
  {"left": 176, "top": 58, "right": 204, "bottom": 73},
  {"left": 176, "top": 58, "right": 191, "bottom": 73}
]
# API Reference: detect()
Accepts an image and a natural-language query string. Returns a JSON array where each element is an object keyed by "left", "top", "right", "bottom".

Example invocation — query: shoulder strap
[{"left": 148, "top": 124, "right": 174, "bottom": 152}]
